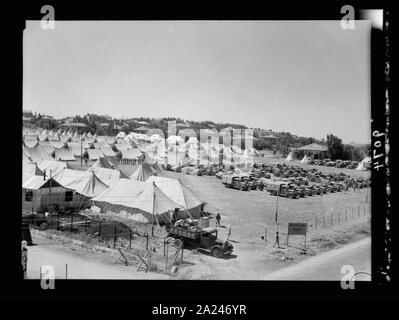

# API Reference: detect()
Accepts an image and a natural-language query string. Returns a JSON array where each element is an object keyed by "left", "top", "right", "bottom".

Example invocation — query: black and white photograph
[{"left": 13, "top": 3, "right": 393, "bottom": 303}]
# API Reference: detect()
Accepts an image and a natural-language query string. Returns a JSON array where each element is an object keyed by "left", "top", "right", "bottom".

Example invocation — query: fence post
[
  {"left": 323, "top": 216, "right": 325, "bottom": 228},
  {"left": 352, "top": 207, "right": 354, "bottom": 219},
  {"left": 70, "top": 214, "right": 73, "bottom": 232},
  {"left": 165, "top": 241, "right": 169, "bottom": 273},
  {"left": 99, "top": 222, "right": 102, "bottom": 242},
  {"left": 84, "top": 219, "right": 87, "bottom": 233},
  {"left": 146, "top": 233, "right": 149, "bottom": 251},
  {"left": 57, "top": 212, "right": 60, "bottom": 230},
  {"left": 129, "top": 229, "right": 132, "bottom": 249},
  {"left": 358, "top": 207, "right": 360, "bottom": 217},
  {"left": 181, "top": 240, "right": 184, "bottom": 264},
  {"left": 338, "top": 212, "right": 340, "bottom": 224},
  {"left": 113, "top": 225, "right": 117, "bottom": 248},
  {"left": 331, "top": 213, "right": 333, "bottom": 226}
]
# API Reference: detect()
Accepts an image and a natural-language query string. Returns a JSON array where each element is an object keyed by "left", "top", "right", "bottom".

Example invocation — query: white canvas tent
[
  {"left": 38, "top": 160, "right": 70, "bottom": 177},
  {"left": 23, "top": 162, "right": 44, "bottom": 176},
  {"left": 146, "top": 176, "right": 204, "bottom": 218},
  {"left": 356, "top": 156, "right": 371, "bottom": 171},
  {"left": 92, "top": 179, "right": 181, "bottom": 224},
  {"left": 129, "top": 163, "right": 164, "bottom": 181},
  {"left": 87, "top": 167, "right": 129, "bottom": 186},
  {"left": 53, "top": 169, "right": 109, "bottom": 198},
  {"left": 285, "top": 152, "right": 293, "bottom": 161},
  {"left": 301, "top": 155, "right": 309, "bottom": 164}
]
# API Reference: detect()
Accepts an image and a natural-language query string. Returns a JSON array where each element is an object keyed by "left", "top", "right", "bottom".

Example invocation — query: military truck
[
  {"left": 166, "top": 225, "right": 233, "bottom": 258},
  {"left": 268, "top": 182, "right": 300, "bottom": 199},
  {"left": 222, "top": 174, "right": 250, "bottom": 191}
]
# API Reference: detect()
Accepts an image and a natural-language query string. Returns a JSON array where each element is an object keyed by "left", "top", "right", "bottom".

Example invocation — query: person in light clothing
[{"left": 227, "top": 224, "right": 232, "bottom": 240}]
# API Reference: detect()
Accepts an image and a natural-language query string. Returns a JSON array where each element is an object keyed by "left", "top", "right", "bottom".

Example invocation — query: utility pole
[{"left": 275, "top": 184, "right": 280, "bottom": 233}]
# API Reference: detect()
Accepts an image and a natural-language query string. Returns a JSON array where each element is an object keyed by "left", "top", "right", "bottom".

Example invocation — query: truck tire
[{"left": 211, "top": 247, "right": 223, "bottom": 258}]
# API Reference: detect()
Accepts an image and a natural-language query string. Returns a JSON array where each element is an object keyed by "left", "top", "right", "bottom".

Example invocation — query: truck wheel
[{"left": 211, "top": 247, "right": 223, "bottom": 258}]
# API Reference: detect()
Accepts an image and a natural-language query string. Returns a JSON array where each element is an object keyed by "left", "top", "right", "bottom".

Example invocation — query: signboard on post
[{"left": 287, "top": 223, "right": 308, "bottom": 247}]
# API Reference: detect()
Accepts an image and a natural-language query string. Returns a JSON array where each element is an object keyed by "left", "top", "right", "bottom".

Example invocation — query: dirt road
[{"left": 262, "top": 237, "right": 371, "bottom": 280}]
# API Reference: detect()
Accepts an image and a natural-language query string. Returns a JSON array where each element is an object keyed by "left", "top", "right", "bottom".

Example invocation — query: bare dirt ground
[{"left": 38, "top": 158, "right": 370, "bottom": 280}]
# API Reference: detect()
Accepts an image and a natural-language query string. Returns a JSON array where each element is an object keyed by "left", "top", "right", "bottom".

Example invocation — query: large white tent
[
  {"left": 38, "top": 160, "right": 70, "bottom": 176},
  {"left": 53, "top": 169, "right": 109, "bottom": 198},
  {"left": 146, "top": 176, "right": 204, "bottom": 218},
  {"left": 92, "top": 179, "right": 181, "bottom": 224},
  {"left": 87, "top": 167, "right": 129, "bottom": 186}
]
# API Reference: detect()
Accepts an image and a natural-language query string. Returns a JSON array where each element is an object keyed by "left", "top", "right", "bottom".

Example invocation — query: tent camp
[
  {"left": 301, "top": 155, "right": 310, "bottom": 164},
  {"left": 24, "top": 138, "right": 39, "bottom": 148},
  {"left": 99, "top": 145, "right": 117, "bottom": 157},
  {"left": 23, "top": 162, "right": 44, "bottom": 176},
  {"left": 87, "top": 149, "right": 105, "bottom": 161},
  {"left": 114, "top": 143, "right": 132, "bottom": 152},
  {"left": 68, "top": 145, "right": 88, "bottom": 158},
  {"left": 54, "top": 149, "right": 75, "bottom": 161},
  {"left": 92, "top": 179, "right": 181, "bottom": 224},
  {"left": 89, "top": 157, "right": 120, "bottom": 171},
  {"left": 38, "top": 160, "right": 70, "bottom": 177},
  {"left": 120, "top": 148, "right": 142, "bottom": 160},
  {"left": 146, "top": 176, "right": 204, "bottom": 218},
  {"left": 129, "top": 163, "right": 163, "bottom": 181},
  {"left": 87, "top": 167, "right": 129, "bottom": 186},
  {"left": 53, "top": 169, "right": 109, "bottom": 200},
  {"left": 50, "top": 141, "right": 67, "bottom": 149},
  {"left": 285, "top": 152, "right": 293, "bottom": 161},
  {"left": 356, "top": 156, "right": 371, "bottom": 171},
  {"left": 22, "top": 174, "right": 78, "bottom": 212},
  {"left": 24, "top": 147, "right": 54, "bottom": 163},
  {"left": 48, "top": 134, "right": 60, "bottom": 141},
  {"left": 60, "top": 135, "right": 72, "bottom": 143}
]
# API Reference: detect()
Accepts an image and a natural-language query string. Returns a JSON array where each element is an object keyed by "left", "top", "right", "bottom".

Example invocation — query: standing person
[
  {"left": 227, "top": 224, "right": 232, "bottom": 240},
  {"left": 215, "top": 213, "right": 221, "bottom": 227},
  {"left": 273, "top": 232, "right": 280, "bottom": 248}
]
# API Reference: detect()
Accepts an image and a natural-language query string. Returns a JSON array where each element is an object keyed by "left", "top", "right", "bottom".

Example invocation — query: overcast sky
[{"left": 24, "top": 20, "right": 371, "bottom": 143}]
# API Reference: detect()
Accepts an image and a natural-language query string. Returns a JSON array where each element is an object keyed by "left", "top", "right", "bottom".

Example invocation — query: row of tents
[{"left": 22, "top": 156, "right": 203, "bottom": 224}]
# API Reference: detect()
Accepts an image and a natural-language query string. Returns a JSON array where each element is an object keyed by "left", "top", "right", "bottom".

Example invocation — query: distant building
[
  {"left": 260, "top": 133, "right": 278, "bottom": 145},
  {"left": 294, "top": 143, "right": 328, "bottom": 159}
]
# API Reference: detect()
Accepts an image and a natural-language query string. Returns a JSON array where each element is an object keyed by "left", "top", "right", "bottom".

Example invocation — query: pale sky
[{"left": 23, "top": 20, "right": 371, "bottom": 143}]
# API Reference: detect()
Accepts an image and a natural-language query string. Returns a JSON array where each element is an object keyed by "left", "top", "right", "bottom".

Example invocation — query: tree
[{"left": 326, "top": 134, "right": 344, "bottom": 160}]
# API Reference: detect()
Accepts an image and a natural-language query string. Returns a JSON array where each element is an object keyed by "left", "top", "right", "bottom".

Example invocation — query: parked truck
[
  {"left": 222, "top": 174, "right": 250, "bottom": 191},
  {"left": 165, "top": 225, "right": 234, "bottom": 258}
]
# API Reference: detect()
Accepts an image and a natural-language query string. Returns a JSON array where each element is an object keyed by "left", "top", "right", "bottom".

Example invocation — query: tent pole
[{"left": 152, "top": 183, "right": 156, "bottom": 236}]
